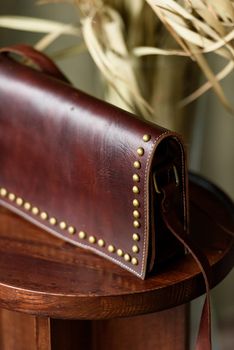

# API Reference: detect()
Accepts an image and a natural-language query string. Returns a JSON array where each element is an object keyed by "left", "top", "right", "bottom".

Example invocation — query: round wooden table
[{"left": 0, "top": 174, "right": 233, "bottom": 350}]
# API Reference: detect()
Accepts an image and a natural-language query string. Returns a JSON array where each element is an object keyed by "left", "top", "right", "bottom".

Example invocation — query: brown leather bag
[
  {"left": 0, "top": 44, "right": 189, "bottom": 279},
  {"left": 0, "top": 45, "right": 212, "bottom": 349}
]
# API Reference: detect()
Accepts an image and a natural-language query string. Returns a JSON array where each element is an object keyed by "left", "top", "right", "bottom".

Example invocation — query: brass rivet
[
  {"left": 0, "top": 188, "right": 7, "bottom": 197},
  {"left": 16, "top": 197, "right": 23, "bottom": 206},
  {"left": 132, "top": 186, "right": 140, "bottom": 194},
  {"left": 8, "top": 193, "right": 16, "bottom": 201},
  {"left": 32, "top": 207, "right": 39, "bottom": 215},
  {"left": 133, "top": 161, "right": 141, "bottom": 169},
  {"left": 133, "top": 174, "right": 140, "bottom": 182},
  {"left": 133, "top": 199, "right": 140, "bottom": 208},
  {"left": 59, "top": 221, "right": 67, "bottom": 230},
  {"left": 132, "top": 233, "right": 140, "bottom": 241},
  {"left": 108, "top": 245, "right": 115, "bottom": 253},
  {"left": 133, "top": 220, "right": 140, "bottom": 228},
  {"left": 132, "top": 257, "right": 138, "bottom": 266},
  {"left": 89, "top": 236, "right": 96, "bottom": 244},
  {"left": 132, "top": 245, "right": 139, "bottom": 253},
  {"left": 78, "top": 231, "right": 86, "bottom": 239},
  {"left": 40, "top": 212, "right": 48, "bottom": 220},
  {"left": 49, "top": 217, "right": 57, "bottom": 226},
  {"left": 143, "top": 134, "right": 151, "bottom": 142},
  {"left": 137, "top": 147, "right": 144, "bottom": 156},
  {"left": 68, "top": 226, "right": 76, "bottom": 235},
  {"left": 124, "top": 253, "right": 131, "bottom": 262},
  {"left": 133, "top": 210, "right": 140, "bottom": 219},
  {"left": 117, "top": 249, "right": 124, "bottom": 257},
  {"left": 98, "top": 239, "right": 105, "bottom": 247},
  {"left": 24, "top": 202, "right": 31, "bottom": 211}
]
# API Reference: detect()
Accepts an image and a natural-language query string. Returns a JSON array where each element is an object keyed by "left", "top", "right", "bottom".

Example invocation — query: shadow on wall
[{"left": 190, "top": 55, "right": 234, "bottom": 200}]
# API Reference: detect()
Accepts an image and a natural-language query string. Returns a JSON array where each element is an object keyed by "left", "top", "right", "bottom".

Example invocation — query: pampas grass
[{"left": 1, "top": 0, "right": 233, "bottom": 129}]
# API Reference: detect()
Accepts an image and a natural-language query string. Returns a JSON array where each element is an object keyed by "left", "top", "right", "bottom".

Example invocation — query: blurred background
[{"left": 0, "top": 1, "right": 233, "bottom": 349}]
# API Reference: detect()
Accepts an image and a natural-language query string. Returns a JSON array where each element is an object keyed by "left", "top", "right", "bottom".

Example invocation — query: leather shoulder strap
[
  {"left": 161, "top": 184, "right": 212, "bottom": 350},
  {"left": 0, "top": 44, "right": 70, "bottom": 84}
]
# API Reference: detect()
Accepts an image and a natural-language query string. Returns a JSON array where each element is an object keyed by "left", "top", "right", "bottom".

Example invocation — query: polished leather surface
[{"left": 0, "top": 47, "right": 187, "bottom": 279}]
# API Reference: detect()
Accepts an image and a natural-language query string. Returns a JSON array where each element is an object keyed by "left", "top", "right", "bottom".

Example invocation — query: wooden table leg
[
  {"left": 0, "top": 309, "right": 51, "bottom": 350},
  {"left": 0, "top": 305, "right": 188, "bottom": 350}
]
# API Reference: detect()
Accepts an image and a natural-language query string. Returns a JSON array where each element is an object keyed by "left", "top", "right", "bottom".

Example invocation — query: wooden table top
[{"left": 0, "top": 175, "right": 233, "bottom": 320}]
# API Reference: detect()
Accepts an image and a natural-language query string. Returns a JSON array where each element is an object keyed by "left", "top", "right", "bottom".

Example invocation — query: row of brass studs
[
  {"left": 0, "top": 186, "right": 138, "bottom": 266},
  {"left": 131, "top": 134, "right": 151, "bottom": 256},
  {"left": 0, "top": 187, "right": 77, "bottom": 235},
  {"left": 73, "top": 231, "right": 138, "bottom": 264}
]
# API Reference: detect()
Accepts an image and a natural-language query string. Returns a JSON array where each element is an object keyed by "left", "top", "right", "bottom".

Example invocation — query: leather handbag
[
  {"left": 0, "top": 44, "right": 189, "bottom": 279},
  {"left": 0, "top": 45, "right": 212, "bottom": 349}
]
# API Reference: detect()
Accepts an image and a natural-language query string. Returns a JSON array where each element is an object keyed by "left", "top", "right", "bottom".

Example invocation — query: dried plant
[{"left": 0, "top": 0, "right": 234, "bottom": 129}]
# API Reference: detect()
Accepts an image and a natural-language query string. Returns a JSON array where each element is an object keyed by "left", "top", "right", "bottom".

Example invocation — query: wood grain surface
[
  {"left": 0, "top": 310, "right": 51, "bottom": 350},
  {"left": 0, "top": 305, "right": 188, "bottom": 350},
  {"left": 0, "top": 179, "right": 233, "bottom": 320}
]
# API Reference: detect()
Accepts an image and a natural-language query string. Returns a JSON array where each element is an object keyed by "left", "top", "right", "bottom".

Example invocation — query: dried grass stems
[{"left": 0, "top": 0, "right": 234, "bottom": 122}]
